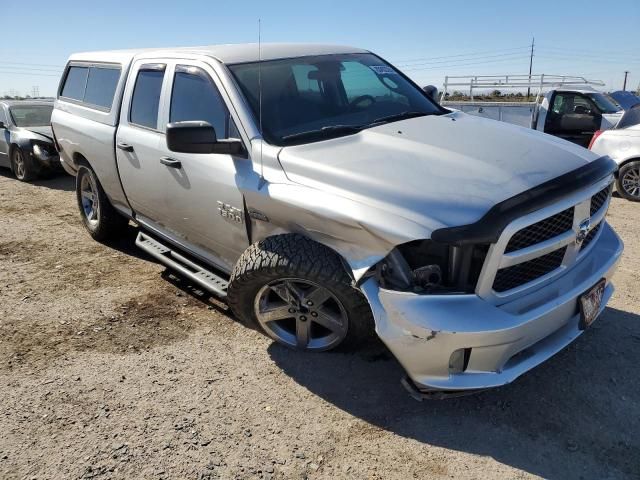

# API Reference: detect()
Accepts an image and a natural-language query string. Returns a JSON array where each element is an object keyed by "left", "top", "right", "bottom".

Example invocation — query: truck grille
[
  {"left": 590, "top": 186, "right": 611, "bottom": 216},
  {"left": 580, "top": 222, "right": 602, "bottom": 251},
  {"left": 493, "top": 247, "right": 567, "bottom": 292},
  {"left": 505, "top": 207, "right": 574, "bottom": 253},
  {"left": 483, "top": 182, "right": 613, "bottom": 297}
]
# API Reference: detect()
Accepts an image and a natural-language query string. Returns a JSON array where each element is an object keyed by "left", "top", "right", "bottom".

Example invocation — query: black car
[{"left": 0, "top": 100, "right": 60, "bottom": 181}]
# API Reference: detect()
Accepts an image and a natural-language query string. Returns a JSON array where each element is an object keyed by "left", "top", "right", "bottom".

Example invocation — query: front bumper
[{"left": 361, "top": 222, "right": 623, "bottom": 392}]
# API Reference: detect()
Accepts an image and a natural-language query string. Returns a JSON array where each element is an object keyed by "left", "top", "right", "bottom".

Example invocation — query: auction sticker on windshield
[
  {"left": 370, "top": 65, "right": 396, "bottom": 75},
  {"left": 579, "top": 279, "right": 606, "bottom": 329}
]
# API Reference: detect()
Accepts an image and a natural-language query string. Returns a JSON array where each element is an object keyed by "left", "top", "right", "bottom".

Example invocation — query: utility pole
[
  {"left": 623, "top": 71, "right": 629, "bottom": 91},
  {"left": 526, "top": 37, "right": 535, "bottom": 100}
]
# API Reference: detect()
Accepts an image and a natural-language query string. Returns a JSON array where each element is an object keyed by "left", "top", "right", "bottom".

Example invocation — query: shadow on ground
[
  {"left": 0, "top": 168, "right": 75, "bottom": 191},
  {"left": 268, "top": 307, "right": 640, "bottom": 479}
]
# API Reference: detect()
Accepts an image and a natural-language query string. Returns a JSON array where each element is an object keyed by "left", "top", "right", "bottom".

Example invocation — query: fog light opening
[{"left": 449, "top": 348, "right": 472, "bottom": 373}]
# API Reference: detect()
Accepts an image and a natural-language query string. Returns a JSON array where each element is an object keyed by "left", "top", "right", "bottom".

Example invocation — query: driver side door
[
  {"left": 0, "top": 105, "right": 10, "bottom": 167},
  {"left": 544, "top": 92, "right": 601, "bottom": 147}
]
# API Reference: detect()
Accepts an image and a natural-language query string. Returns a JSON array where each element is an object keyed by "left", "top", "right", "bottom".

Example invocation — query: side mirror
[
  {"left": 0, "top": 121, "right": 7, "bottom": 129},
  {"left": 423, "top": 85, "right": 439, "bottom": 104},
  {"left": 166, "top": 121, "right": 244, "bottom": 155}
]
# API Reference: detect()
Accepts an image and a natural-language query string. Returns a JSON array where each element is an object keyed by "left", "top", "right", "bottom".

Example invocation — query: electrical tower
[{"left": 31, "top": 86, "right": 40, "bottom": 98}]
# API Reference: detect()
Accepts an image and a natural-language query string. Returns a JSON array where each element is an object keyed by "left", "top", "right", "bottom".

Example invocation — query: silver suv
[{"left": 51, "top": 44, "right": 623, "bottom": 396}]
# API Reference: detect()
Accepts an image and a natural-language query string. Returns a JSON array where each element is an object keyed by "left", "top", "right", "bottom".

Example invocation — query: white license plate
[{"left": 579, "top": 279, "right": 606, "bottom": 329}]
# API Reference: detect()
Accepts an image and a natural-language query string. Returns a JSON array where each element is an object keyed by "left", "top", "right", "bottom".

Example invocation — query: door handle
[
  {"left": 160, "top": 156, "right": 182, "bottom": 168},
  {"left": 117, "top": 142, "right": 134, "bottom": 152}
]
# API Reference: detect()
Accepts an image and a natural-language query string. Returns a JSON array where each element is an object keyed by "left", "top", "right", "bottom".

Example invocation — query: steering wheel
[{"left": 349, "top": 95, "right": 376, "bottom": 109}]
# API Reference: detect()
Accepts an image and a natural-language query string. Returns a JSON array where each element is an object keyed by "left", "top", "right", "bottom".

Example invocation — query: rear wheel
[
  {"left": 228, "top": 234, "right": 374, "bottom": 352},
  {"left": 617, "top": 160, "right": 640, "bottom": 202},
  {"left": 76, "top": 165, "right": 128, "bottom": 241},
  {"left": 11, "top": 147, "right": 37, "bottom": 182}
]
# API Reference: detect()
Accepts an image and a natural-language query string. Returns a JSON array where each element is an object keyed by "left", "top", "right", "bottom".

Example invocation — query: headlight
[
  {"left": 32, "top": 144, "right": 51, "bottom": 160},
  {"left": 375, "top": 239, "right": 488, "bottom": 294}
]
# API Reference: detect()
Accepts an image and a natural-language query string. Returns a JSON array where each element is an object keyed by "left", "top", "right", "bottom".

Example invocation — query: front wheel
[
  {"left": 76, "top": 165, "right": 129, "bottom": 241},
  {"left": 11, "top": 147, "right": 37, "bottom": 182},
  {"left": 227, "top": 234, "right": 374, "bottom": 352},
  {"left": 617, "top": 160, "right": 640, "bottom": 202}
]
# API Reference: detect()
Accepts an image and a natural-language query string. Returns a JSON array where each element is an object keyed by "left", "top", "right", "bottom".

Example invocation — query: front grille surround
[{"left": 476, "top": 179, "right": 613, "bottom": 304}]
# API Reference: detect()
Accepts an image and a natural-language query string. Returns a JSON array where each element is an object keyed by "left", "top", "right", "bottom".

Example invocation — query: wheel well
[
  {"left": 618, "top": 157, "right": 640, "bottom": 171},
  {"left": 73, "top": 152, "right": 91, "bottom": 169}
]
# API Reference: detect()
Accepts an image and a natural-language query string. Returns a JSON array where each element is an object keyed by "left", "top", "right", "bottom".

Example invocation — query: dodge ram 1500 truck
[{"left": 51, "top": 44, "right": 623, "bottom": 397}]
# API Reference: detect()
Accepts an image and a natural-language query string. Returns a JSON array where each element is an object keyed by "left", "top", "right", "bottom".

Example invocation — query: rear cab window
[
  {"left": 129, "top": 66, "right": 166, "bottom": 130},
  {"left": 59, "top": 64, "right": 121, "bottom": 111}
]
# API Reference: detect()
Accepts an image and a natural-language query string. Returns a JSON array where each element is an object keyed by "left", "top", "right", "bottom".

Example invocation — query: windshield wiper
[
  {"left": 281, "top": 124, "right": 365, "bottom": 143},
  {"left": 366, "top": 111, "right": 429, "bottom": 128}
]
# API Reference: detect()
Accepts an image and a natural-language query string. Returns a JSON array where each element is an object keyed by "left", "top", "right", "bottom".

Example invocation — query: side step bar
[{"left": 135, "top": 231, "right": 229, "bottom": 298}]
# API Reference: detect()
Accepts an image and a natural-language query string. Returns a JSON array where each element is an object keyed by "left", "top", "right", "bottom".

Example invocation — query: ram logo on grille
[{"left": 576, "top": 219, "right": 591, "bottom": 245}]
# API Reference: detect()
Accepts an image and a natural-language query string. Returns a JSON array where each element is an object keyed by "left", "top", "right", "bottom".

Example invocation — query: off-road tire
[
  {"left": 616, "top": 160, "right": 640, "bottom": 202},
  {"left": 11, "top": 147, "right": 37, "bottom": 182},
  {"left": 227, "top": 234, "right": 375, "bottom": 351},
  {"left": 76, "top": 165, "right": 129, "bottom": 241}
]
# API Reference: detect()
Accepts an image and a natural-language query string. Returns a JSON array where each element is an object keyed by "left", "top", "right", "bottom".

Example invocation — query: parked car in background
[
  {"left": 609, "top": 90, "right": 640, "bottom": 110},
  {"left": 0, "top": 100, "right": 59, "bottom": 181},
  {"left": 52, "top": 44, "right": 622, "bottom": 397},
  {"left": 590, "top": 105, "right": 640, "bottom": 201},
  {"left": 440, "top": 75, "right": 624, "bottom": 147}
]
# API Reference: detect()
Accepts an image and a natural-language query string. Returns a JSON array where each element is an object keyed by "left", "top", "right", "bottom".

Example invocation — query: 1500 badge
[{"left": 217, "top": 201, "right": 244, "bottom": 224}]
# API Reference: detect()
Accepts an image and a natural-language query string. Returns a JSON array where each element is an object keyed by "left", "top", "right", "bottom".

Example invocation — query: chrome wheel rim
[
  {"left": 254, "top": 278, "right": 348, "bottom": 351},
  {"left": 14, "top": 151, "right": 25, "bottom": 179},
  {"left": 80, "top": 173, "right": 100, "bottom": 226},
  {"left": 622, "top": 168, "right": 640, "bottom": 198}
]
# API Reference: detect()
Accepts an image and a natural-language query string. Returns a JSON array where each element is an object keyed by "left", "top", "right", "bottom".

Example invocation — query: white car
[{"left": 590, "top": 106, "right": 640, "bottom": 201}]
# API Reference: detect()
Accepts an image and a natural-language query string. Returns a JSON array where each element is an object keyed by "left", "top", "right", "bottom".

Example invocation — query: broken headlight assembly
[
  {"left": 32, "top": 141, "right": 54, "bottom": 160},
  {"left": 374, "top": 239, "right": 488, "bottom": 294}
]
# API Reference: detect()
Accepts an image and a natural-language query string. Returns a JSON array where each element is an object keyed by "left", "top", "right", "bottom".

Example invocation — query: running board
[{"left": 135, "top": 231, "right": 229, "bottom": 298}]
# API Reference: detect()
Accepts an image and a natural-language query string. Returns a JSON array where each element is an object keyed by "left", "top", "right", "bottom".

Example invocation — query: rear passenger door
[{"left": 116, "top": 61, "right": 170, "bottom": 228}]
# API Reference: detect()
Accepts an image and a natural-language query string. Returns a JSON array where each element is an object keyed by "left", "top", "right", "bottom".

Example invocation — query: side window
[
  {"left": 130, "top": 67, "right": 165, "bottom": 129},
  {"left": 61, "top": 66, "right": 89, "bottom": 100},
  {"left": 84, "top": 67, "right": 121, "bottom": 109},
  {"left": 169, "top": 66, "right": 231, "bottom": 139}
]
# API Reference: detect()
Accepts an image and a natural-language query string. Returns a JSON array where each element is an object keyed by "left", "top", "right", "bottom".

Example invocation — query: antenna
[{"left": 258, "top": 19, "right": 265, "bottom": 187}]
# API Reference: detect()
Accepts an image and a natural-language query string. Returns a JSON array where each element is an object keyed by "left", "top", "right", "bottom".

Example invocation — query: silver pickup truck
[{"left": 51, "top": 43, "right": 623, "bottom": 397}]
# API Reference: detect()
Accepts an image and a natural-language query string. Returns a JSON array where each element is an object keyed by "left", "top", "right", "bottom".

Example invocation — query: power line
[
  {"left": 0, "top": 60, "right": 63, "bottom": 68},
  {"left": 395, "top": 51, "right": 530, "bottom": 68},
  {"left": 400, "top": 55, "right": 532, "bottom": 72},
  {"left": 0, "top": 70, "right": 61, "bottom": 77},
  {"left": 393, "top": 45, "right": 531, "bottom": 64}
]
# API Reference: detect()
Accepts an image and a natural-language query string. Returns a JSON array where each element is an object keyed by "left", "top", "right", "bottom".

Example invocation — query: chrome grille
[
  {"left": 580, "top": 222, "right": 602, "bottom": 251},
  {"left": 493, "top": 247, "right": 567, "bottom": 293},
  {"left": 590, "top": 186, "right": 611, "bottom": 216},
  {"left": 478, "top": 180, "right": 614, "bottom": 300},
  {"left": 505, "top": 207, "right": 574, "bottom": 253}
]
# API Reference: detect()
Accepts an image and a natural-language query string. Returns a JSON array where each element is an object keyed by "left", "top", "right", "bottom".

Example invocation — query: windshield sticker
[{"left": 370, "top": 65, "right": 397, "bottom": 75}]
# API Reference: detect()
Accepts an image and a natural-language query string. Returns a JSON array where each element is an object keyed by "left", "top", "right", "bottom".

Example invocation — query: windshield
[
  {"left": 229, "top": 53, "right": 444, "bottom": 146},
  {"left": 9, "top": 105, "right": 53, "bottom": 127},
  {"left": 586, "top": 93, "right": 622, "bottom": 114}
]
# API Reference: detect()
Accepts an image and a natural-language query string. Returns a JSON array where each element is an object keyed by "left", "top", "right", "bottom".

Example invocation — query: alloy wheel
[
  {"left": 254, "top": 278, "right": 348, "bottom": 351},
  {"left": 13, "top": 151, "right": 25, "bottom": 180},
  {"left": 621, "top": 167, "right": 640, "bottom": 199},
  {"left": 80, "top": 172, "right": 100, "bottom": 227}
]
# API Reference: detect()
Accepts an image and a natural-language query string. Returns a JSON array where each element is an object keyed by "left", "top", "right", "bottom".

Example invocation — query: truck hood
[{"left": 278, "top": 111, "right": 599, "bottom": 230}]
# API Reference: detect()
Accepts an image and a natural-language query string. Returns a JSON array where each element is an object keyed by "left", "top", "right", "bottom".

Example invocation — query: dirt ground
[{"left": 0, "top": 169, "right": 638, "bottom": 480}]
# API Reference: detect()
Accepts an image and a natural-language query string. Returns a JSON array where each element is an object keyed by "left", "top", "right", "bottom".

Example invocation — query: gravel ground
[{"left": 0, "top": 170, "right": 638, "bottom": 480}]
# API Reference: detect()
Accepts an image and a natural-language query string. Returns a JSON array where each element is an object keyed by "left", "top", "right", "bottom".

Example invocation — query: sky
[{"left": 1, "top": 0, "right": 639, "bottom": 97}]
